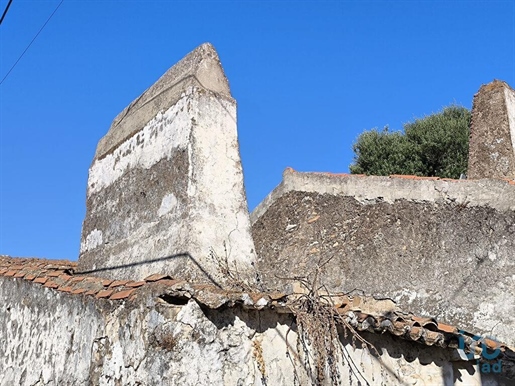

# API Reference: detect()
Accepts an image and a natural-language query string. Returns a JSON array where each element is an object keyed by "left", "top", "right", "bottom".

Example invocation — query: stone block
[
  {"left": 78, "top": 43, "right": 257, "bottom": 285},
  {"left": 468, "top": 79, "right": 515, "bottom": 179}
]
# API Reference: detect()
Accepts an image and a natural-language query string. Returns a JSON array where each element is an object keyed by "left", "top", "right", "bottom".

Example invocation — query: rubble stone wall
[
  {"left": 251, "top": 169, "right": 515, "bottom": 348},
  {"left": 1, "top": 276, "right": 509, "bottom": 386}
]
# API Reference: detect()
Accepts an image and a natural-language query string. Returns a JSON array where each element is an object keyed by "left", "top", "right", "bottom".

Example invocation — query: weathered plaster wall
[
  {"left": 78, "top": 43, "right": 257, "bottom": 284},
  {"left": 1, "top": 275, "right": 511, "bottom": 386},
  {"left": 251, "top": 169, "right": 515, "bottom": 348}
]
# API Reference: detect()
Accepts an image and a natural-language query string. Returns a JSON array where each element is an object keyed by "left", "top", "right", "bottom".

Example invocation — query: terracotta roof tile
[
  {"left": 437, "top": 322, "right": 457, "bottom": 334},
  {"left": 409, "top": 326, "right": 423, "bottom": 340},
  {"left": 423, "top": 330, "right": 444, "bottom": 346},
  {"left": 144, "top": 273, "right": 172, "bottom": 282},
  {"left": 151, "top": 278, "right": 184, "bottom": 287},
  {"left": 24, "top": 274, "right": 36, "bottom": 281},
  {"left": 14, "top": 271, "right": 26, "bottom": 278},
  {"left": 412, "top": 315, "right": 437, "bottom": 325},
  {"left": 5, "top": 270, "right": 17, "bottom": 277},
  {"left": 47, "top": 270, "right": 64, "bottom": 277},
  {"left": 126, "top": 281, "right": 146, "bottom": 288},
  {"left": 484, "top": 337, "right": 502, "bottom": 350},
  {"left": 109, "top": 289, "right": 135, "bottom": 300},
  {"left": 43, "top": 281, "right": 59, "bottom": 289},
  {"left": 70, "top": 288, "right": 87, "bottom": 295},
  {"left": 58, "top": 286, "right": 74, "bottom": 293},
  {"left": 390, "top": 174, "right": 419, "bottom": 179},
  {"left": 95, "top": 289, "right": 114, "bottom": 299},
  {"left": 109, "top": 280, "right": 131, "bottom": 288},
  {"left": 33, "top": 277, "right": 47, "bottom": 284}
]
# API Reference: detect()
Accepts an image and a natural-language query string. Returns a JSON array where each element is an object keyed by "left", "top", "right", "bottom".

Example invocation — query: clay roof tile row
[
  {"left": 0, "top": 255, "right": 513, "bottom": 364},
  {"left": 0, "top": 256, "right": 151, "bottom": 301}
]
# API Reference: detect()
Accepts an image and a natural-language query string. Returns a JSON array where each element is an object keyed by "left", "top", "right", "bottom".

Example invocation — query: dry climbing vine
[
  {"left": 281, "top": 256, "right": 382, "bottom": 386},
  {"left": 209, "top": 241, "right": 258, "bottom": 292}
]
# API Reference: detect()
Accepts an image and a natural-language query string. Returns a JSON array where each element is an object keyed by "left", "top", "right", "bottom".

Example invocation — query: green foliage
[{"left": 350, "top": 105, "right": 471, "bottom": 179}]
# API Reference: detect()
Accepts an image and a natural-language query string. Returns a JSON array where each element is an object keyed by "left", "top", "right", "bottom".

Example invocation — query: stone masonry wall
[
  {"left": 1, "top": 272, "right": 513, "bottom": 386},
  {"left": 251, "top": 169, "right": 515, "bottom": 349}
]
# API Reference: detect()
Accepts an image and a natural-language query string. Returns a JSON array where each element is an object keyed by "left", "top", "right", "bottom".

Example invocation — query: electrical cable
[
  {"left": 0, "top": 0, "right": 14, "bottom": 25},
  {"left": 0, "top": 0, "right": 64, "bottom": 86}
]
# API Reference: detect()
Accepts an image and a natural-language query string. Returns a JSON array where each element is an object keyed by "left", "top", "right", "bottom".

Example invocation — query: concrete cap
[
  {"left": 95, "top": 43, "right": 231, "bottom": 159},
  {"left": 251, "top": 168, "right": 515, "bottom": 224}
]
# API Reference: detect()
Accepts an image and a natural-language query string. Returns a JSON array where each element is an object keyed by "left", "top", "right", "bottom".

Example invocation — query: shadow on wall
[
  {"left": 201, "top": 305, "right": 510, "bottom": 385},
  {"left": 347, "top": 330, "right": 512, "bottom": 386},
  {"left": 76, "top": 252, "right": 224, "bottom": 289}
]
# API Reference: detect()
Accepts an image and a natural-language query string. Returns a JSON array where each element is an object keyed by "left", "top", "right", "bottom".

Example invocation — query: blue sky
[{"left": 1, "top": 1, "right": 514, "bottom": 260}]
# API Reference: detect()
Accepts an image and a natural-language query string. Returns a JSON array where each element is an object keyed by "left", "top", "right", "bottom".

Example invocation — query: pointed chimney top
[{"left": 96, "top": 43, "right": 231, "bottom": 159}]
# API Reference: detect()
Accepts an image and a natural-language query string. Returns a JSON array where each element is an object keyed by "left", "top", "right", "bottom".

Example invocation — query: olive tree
[{"left": 350, "top": 106, "right": 471, "bottom": 179}]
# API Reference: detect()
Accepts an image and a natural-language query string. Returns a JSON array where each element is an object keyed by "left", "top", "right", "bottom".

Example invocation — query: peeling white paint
[
  {"left": 505, "top": 86, "right": 515, "bottom": 162},
  {"left": 158, "top": 193, "right": 178, "bottom": 217},
  {"left": 393, "top": 288, "right": 418, "bottom": 305},
  {"left": 186, "top": 141, "right": 195, "bottom": 197},
  {"left": 88, "top": 88, "right": 194, "bottom": 195},
  {"left": 80, "top": 229, "right": 103, "bottom": 253},
  {"left": 473, "top": 289, "right": 515, "bottom": 346}
]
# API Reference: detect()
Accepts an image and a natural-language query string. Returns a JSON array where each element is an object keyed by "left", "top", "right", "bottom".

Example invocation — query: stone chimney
[
  {"left": 468, "top": 79, "right": 515, "bottom": 179},
  {"left": 78, "top": 43, "right": 257, "bottom": 286}
]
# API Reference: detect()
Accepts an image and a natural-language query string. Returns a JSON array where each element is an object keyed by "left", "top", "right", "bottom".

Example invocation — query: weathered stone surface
[
  {"left": 468, "top": 80, "right": 515, "bottom": 179},
  {"left": 2, "top": 275, "right": 512, "bottom": 385},
  {"left": 251, "top": 169, "right": 515, "bottom": 347},
  {"left": 78, "top": 43, "right": 257, "bottom": 284}
]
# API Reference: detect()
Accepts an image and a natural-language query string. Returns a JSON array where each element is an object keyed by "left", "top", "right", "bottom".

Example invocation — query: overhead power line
[
  {"left": 0, "top": 0, "right": 64, "bottom": 86},
  {"left": 0, "top": 0, "right": 14, "bottom": 25}
]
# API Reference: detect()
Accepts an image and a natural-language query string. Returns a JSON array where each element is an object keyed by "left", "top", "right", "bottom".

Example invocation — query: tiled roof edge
[{"left": 1, "top": 255, "right": 514, "bottom": 365}]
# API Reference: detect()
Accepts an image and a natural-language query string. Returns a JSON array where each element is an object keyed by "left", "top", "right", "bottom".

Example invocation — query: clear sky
[{"left": 1, "top": 0, "right": 514, "bottom": 260}]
